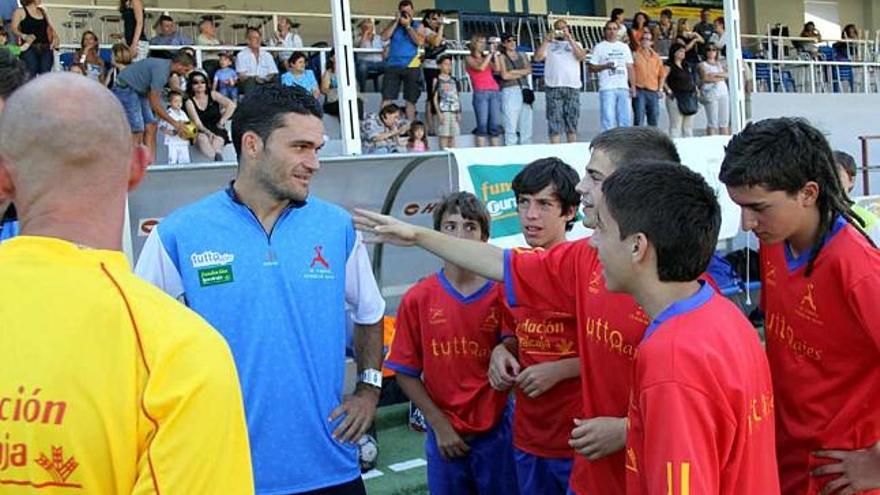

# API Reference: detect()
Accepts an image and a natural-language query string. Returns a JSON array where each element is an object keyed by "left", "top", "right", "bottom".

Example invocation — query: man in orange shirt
[{"left": 632, "top": 31, "right": 665, "bottom": 127}]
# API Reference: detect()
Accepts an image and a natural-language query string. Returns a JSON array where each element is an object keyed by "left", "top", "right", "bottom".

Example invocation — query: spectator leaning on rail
[
  {"left": 150, "top": 14, "right": 193, "bottom": 59},
  {"left": 112, "top": 51, "right": 195, "bottom": 162},
  {"left": 380, "top": 0, "right": 425, "bottom": 122},
  {"left": 535, "top": 19, "right": 588, "bottom": 144},
  {"left": 588, "top": 20, "right": 635, "bottom": 132},
  {"left": 236, "top": 26, "right": 279, "bottom": 96}
]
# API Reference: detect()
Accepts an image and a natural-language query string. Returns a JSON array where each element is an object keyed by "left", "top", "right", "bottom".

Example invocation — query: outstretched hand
[{"left": 353, "top": 209, "right": 421, "bottom": 246}]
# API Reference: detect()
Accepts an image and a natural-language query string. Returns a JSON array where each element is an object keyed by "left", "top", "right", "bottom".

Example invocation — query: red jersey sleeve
[
  {"left": 848, "top": 274, "right": 880, "bottom": 352},
  {"left": 385, "top": 290, "right": 424, "bottom": 377},
  {"left": 499, "top": 296, "right": 517, "bottom": 340},
  {"left": 637, "top": 382, "right": 732, "bottom": 495},
  {"left": 503, "top": 241, "right": 589, "bottom": 314}
]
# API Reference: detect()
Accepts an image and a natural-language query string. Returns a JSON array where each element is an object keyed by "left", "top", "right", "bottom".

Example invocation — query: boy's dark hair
[
  {"left": 610, "top": 8, "right": 624, "bottom": 20},
  {"left": 590, "top": 126, "right": 681, "bottom": 168},
  {"left": 287, "top": 51, "right": 307, "bottom": 65},
  {"left": 171, "top": 51, "right": 195, "bottom": 67},
  {"left": 398, "top": 0, "right": 413, "bottom": 9},
  {"left": 167, "top": 89, "right": 184, "bottom": 100},
  {"left": 512, "top": 158, "right": 580, "bottom": 231},
  {"left": 603, "top": 160, "right": 721, "bottom": 282},
  {"left": 719, "top": 117, "right": 874, "bottom": 275},
  {"left": 157, "top": 14, "right": 174, "bottom": 24},
  {"left": 219, "top": 52, "right": 233, "bottom": 61},
  {"left": 0, "top": 48, "right": 28, "bottom": 100},
  {"left": 833, "top": 150, "right": 857, "bottom": 179},
  {"left": 246, "top": 26, "right": 262, "bottom": 37},
  {"left": 660, "top": 8, "right": 673, "bottom": 17},
  {"left": 231, "top": 84, "right": 323, "bottom": 156},
  {"left": 437, "top": 54, "right": 454, "bottom": 65},
  {"left": 433, "top": 192, "right": 491, "bottom": 241}
]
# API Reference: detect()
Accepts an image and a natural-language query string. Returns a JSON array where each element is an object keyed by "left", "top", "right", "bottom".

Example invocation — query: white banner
[{"left": 452, "top": 137, "right": 740, "bottom": 248}]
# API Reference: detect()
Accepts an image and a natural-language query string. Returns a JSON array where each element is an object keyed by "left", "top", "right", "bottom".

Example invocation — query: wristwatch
[{"left": 358, "top": 369, "right": 383, "bottom": 389}]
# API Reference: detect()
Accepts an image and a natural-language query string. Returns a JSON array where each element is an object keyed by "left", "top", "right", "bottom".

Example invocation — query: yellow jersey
[{"left": 0, "top": 236, "right": 254, "bottom": 494}]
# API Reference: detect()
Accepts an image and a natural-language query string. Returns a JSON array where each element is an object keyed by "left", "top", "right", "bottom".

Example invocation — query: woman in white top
[
  {"left": 698, "top": 43, "right": 729, "bottom": 135},
  {"left": 708, "top": 17, "right": 726, "bottom": 58},
  {"left": 274, "top": 17, "right": 303, "bottom": 69}
]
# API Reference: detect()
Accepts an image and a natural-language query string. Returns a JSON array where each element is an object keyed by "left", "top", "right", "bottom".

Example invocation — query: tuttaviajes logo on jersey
[
  {"left": 191, "top": 251, "right": 236, "bottom": 287},
  {"left": 304, "top": 245, "right": 336, "bottom": 280}
]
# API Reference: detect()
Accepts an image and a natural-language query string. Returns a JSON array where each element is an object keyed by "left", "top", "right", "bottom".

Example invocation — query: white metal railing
[
  {"left": 743, "top": 58, "right": 880, "bottom": 94},
  {"left": 43, "top": 3, "right": 459, "bottom": 46},
  {"left": 741, "top": 28, "right": 880, "bottom": 62}
]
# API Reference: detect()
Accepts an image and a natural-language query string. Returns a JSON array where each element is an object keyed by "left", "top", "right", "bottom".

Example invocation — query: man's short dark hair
[
  {"left": 610, "top": 8, "right": 624, "bottom": 20},
  {"left": 287, "top": 51, "right": 307, "bottom": 65},
  {"left": 0, "top": 48, "right": 28, "bottom": 100},
  {"left": 720, "top": 117, "right": 871, "bottom": 273},
  {"left": 398, "top": 0, "right": 413, "bottom": 9},
  {"left": 171, "top": 51, "right": 195, "bottom": 67},
  {"left": 158, "top": 14, "right": 174, "bottom": 24},
  {"left": 512, "top": 158, "right": 580, "bottom": 231},
  {"left": 246, "top": 26, "right": 262, "bottom": 37},
  {"left": 590, "top": 127, "right": 681, "bottom": 169},
  {"left": 379, "top": 103, "right": 401, "bottom": 119},
  {"left": 603, "top": 160, "right": 720, "bottom": 282},
  {"left": 660, "top": 9, "right": 673, "bottom": 18},
  {"left": 437, "top": 54, "right": 453, "bottom": 65},
  {"left": 833, "top": 150, "right": 857, "bottom": 179},
  {"left": 433, "top": 192, "right": 491, "bottom": 241},
  {"left": 231, "top": 84, "right": 323, "bottom": 156}
]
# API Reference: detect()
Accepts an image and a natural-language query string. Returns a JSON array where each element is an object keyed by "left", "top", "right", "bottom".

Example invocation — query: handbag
[
  {"left": 675, "top": 90, "right": 699, "bottom": 116},
  {"left": 504, "top": 52, "right": 535, "bottom": 105}
]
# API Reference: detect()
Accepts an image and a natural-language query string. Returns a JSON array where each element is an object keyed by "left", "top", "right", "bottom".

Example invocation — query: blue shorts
[
  {"left": 113, "top": 85, "right": 156, "bottom": 133},
  {"left": 425, "top": 406, "right": 519, "bottom": 495},
  {"left": 514, "top": 448, "right": 573, "bottom": 495}
]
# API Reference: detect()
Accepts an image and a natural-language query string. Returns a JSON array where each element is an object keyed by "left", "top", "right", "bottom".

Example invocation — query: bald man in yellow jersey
[{"left": 0, "top": 74, "right": 254, "bottom": 493}]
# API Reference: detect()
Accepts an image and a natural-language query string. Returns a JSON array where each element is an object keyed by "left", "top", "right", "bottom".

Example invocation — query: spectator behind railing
[
  {"left": 236, "top": 27, "right": 278, "bottom": 95},
  {"left": 185, "top": 70, "right": 234, "bottom": 162},
  {"left": 281, "top": 51, "right": 320, "bottom": 99},
  {"left": 213, "top": 52, "right": 239, "bottom": 101},
  {"left": 273, "top": 17, "right": 303, "bottom": 70},
  {"left": 120, "top": 0, "right": 147, "bottom": 61},
  {"left": 380, "top": 0, "right": 425, "bottom": 122},
  {"left": 588, "top": 20, "right": 634, "bottom": 132},
  {"left": 112, "top": 50, "right": 195, "bottom": 161},
  {"left": 698, "top": 43, "right": 729, "bottom": 136},
  {"left": 628, "top": 12, "right": 649, "bottom": 52},
  {"left": 693, "top": 7, "right": 716, "bottom": 60},
  {"left": 797, "top": 22, "right": 821, "bottom": 59},
  {"left": 197, "top": 18, "right": 221, "bottom": 77},
  {"left": 610, "top": 8, "right": 627, "bottom": 43},
  {"left": 159, "top": 89, "right": 193, "bottom": 165},
  {"left": 498, "top": 31, "right": 532, "bottom": 146},
  {"left": 75, "top": 30, "right": 105, "bottom": 83},
  {"left": 406, "top": 120, "right": 428, "bottom": 152},
  {"left": 709, "top": 17, "right": 726, "bottom": 58},
  {"left": 836, "top": 24, "right": 860, "bottom": 60},
  {"left": 632, "top": 30, "right": 664, "bottom": 128},
  {"left": 354, "top": 18, "right": 385, "bottom": 93},
  {"left": 103, "top": 42, "right": 132, "bottom": 90},
  {"left": 537, "top": 18, "right": 587, "bottom": 143},
  {"left": 675, "top": 18, "right": 703, "bottom": 66},
  {"left": 652, "top": 8, "right": 675, "bottom": 56},
  {"left": 11, "top": 0, "right": 58, "bottom": 76},
  {"left": 150, "top": 14, "right": 193, "bottom": 59},
  {"left": 663, "top": 42, "right": 697, "bottom": 138},
  {"left": 465, "top": 33, "right": 502, "bottom": 147},
  {"left": 432, "top": 54, "right": 460, "bottom": 149},
  {"left": 362, "top": 103, "right": 410, "bottom": 154},
  {"left": 421, "top": 9, "right": 446, "bottom": 136}
]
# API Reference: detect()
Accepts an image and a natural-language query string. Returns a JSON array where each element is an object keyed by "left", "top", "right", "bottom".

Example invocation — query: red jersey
[
  {"left": 626, "top": 283, "right": 780, "bottom": 495},
  {"left": 500, "top": 296, "right": 581, "bottom": 458},
  {"left": 505, "top": 239, "right": 648, "bottom": 494},
  {"left": 386, "top": 271, "right": 509, "bottom": 434},
  {"left": 760, "top": 219, "right": 880, "bottom": 495}
]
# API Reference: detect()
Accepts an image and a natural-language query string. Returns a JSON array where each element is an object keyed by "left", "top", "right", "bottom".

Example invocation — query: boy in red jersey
[
  {"left": 384, "top": 192, "right": 519, "bottom": 495},
  {"left": 354, "top": 127, "right": 682, "bottom": 495},
  {"left": 486, "top": 158, "right": 582, "bottom": 494},
  {"left": 593, "top": 160, "right": 780, "bottom": 495},
  {"left": 720, "top": 117, "right": 880, "bottom": 495}
]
